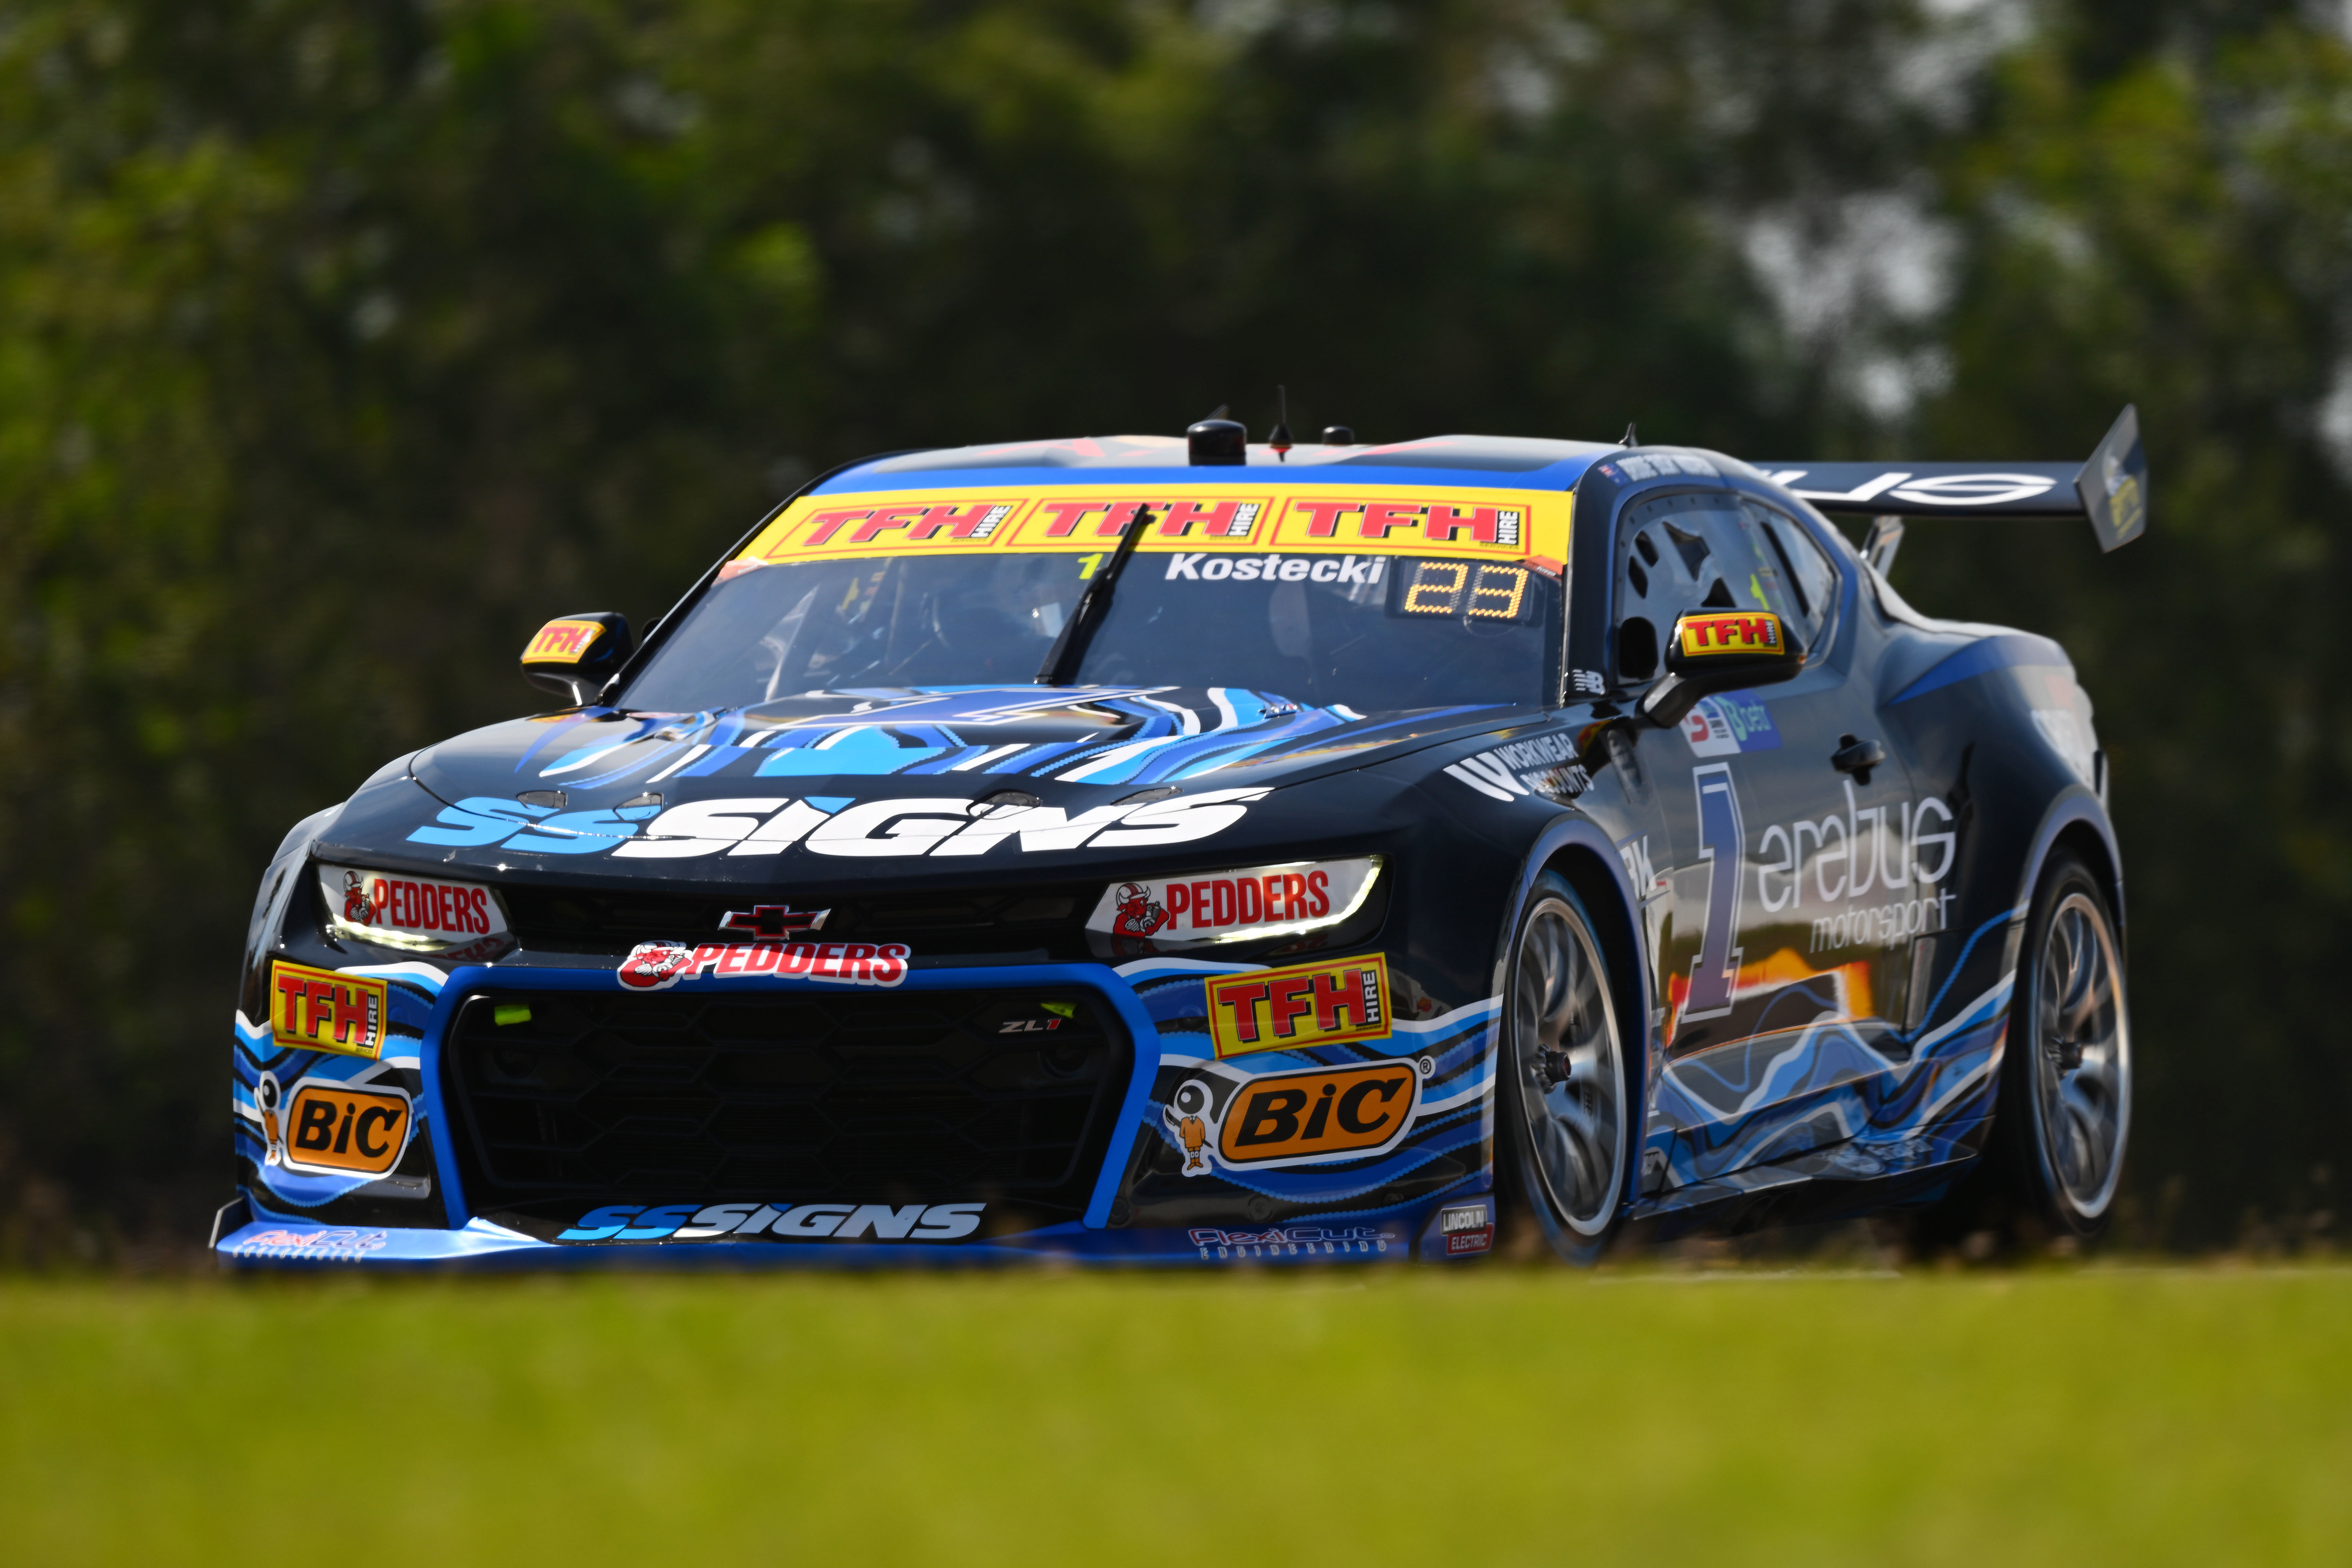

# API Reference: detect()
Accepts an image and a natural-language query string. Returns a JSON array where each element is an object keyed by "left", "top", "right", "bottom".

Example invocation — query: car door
[{"left": 1609, "top": 487, "right": 1921, "bottom": 1188}]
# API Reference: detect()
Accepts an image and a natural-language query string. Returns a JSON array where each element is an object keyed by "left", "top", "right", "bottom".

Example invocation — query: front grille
[
  {"left": 443, "top": 987, "right": 1129, "bottom": 1221},
  {"left": 499, "top": 882, "right": 1093, "bottom": 958}
]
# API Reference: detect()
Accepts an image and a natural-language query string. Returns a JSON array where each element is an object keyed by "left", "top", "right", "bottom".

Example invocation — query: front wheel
[{"left": 1498, "top": 873, "right": 1633, "bottom": 1264}]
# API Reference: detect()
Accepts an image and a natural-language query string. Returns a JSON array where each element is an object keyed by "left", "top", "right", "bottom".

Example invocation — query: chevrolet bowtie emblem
[{"left": 718, "top": 904, "right": 830, "bottom": 938}]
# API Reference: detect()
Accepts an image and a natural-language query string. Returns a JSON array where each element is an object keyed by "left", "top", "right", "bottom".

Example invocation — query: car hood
[
  {"left": 415, "top": 685, "right": 1524, "bottom": 804},
  {"left": 321, "top": 685, "right": 1547, "bottom": 883}
]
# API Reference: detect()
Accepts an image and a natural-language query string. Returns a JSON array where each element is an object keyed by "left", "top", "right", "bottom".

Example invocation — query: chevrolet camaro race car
[{"left": 217, "top": 408, "right": 2148, "bottom": 1267}]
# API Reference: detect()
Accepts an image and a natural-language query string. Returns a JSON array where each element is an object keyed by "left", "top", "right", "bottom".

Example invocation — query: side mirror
[
  {"left": 1639, "top": 609, "right": 1803, "bottom": 728},
  {"left": 521, "top": 613, "right": 632, "bottom": 706}
]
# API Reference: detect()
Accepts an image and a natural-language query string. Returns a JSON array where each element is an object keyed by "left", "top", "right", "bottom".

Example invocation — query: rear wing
[{"left": 1758, "top": 405, "right": 2147, "bottom": 552}]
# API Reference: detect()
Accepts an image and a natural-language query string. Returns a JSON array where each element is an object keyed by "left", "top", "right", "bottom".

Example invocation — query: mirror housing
[
  {"left": 521, "top": 613, "right": 632, "bottom": 705},
  {"left": 1639, "top": 609, "right": 1803, "bottom": 728}
]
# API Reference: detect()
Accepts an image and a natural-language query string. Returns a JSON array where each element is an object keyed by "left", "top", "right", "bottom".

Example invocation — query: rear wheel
[
  {"left": 1997, "top": 851, "right": 2132, "bottom": 1236},
  {"left": 1912, "top": 849, "right": 2131, "bottom": 1253},
  {"left": 1498, "top": 873, "right": 1632, "bottom": 1264}
]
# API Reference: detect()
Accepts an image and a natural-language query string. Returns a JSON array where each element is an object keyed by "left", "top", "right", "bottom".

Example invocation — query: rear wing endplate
[{"left": 1758, "top": 405, "right": 2147, "bottom": 551}]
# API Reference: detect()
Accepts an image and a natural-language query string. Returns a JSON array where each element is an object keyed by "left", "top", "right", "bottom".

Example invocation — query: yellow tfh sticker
[
  {"left": 1206, "top": 955, "right": 1392, "bottom": 1059},
  {"left": 268, "top": 961, "right": 390, "bottom": 1060},
  {"left": 734, "top": 486, "right": 1570, "bottom": 574},
  {"left": 1676, "top": 612, "right": 1785, "bottom": 659},
  {"left": 522, "top": 618, "right": 607, "bottom": 665}
]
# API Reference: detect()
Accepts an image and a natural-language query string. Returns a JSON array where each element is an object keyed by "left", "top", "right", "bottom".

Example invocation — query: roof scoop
[{"left": 1188, "top": 412, "right": 1247, "bottom": 465}]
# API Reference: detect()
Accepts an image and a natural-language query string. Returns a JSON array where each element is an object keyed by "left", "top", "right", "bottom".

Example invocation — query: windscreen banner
[{"left": 727, "top": 485, "right": 1572, "bottom": 576}]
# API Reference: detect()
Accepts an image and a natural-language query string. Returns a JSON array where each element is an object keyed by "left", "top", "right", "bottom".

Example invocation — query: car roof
[{"left": 814, "top": 433, "right": 1622, "bottom": 495}]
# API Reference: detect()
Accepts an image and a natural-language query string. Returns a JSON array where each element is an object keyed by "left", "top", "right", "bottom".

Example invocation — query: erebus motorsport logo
[{"left": 616, "top": 940, "right": 911, "bottom": 990}]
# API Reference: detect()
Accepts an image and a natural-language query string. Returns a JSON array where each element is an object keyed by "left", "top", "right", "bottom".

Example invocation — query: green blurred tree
[{"left": 1897, "top": 16, "right": 2352, "bottom": 1246}]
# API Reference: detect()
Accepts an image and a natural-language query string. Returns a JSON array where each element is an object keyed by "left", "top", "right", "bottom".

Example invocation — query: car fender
[{"left": 2013, "top": 783, "right": 2126, "bottom": 943}]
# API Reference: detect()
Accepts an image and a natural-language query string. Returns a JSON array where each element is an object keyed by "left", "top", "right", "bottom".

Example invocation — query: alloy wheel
[
  {"left": 2029, "top": 889, "right": 2132, "bottom": 1220},
  {"left": 1509, "top": 894, "right": 1628, "bottom": 1237}
]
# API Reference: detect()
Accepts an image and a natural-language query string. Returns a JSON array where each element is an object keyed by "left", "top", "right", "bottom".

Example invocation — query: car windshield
[{"left": 619, "top": 547, "right": 1561, "bottom": 713}]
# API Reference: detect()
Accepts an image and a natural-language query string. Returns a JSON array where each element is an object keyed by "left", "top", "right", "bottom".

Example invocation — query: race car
[{"left": 216, "top": 407, "right": 2146, "bottom": 1266}]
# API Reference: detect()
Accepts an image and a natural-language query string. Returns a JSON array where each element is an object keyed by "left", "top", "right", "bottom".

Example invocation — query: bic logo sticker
[
  {"left": 281, "top": 1080, "right": 412, "bottom": 1176},
  {"left": 1215, "top": 1060, "right": 1423, "bottom": 1168},
  {"left": 269, "top": 962, "right": 391, "bottom": 1059},
  {"left": 521, "top": 618, "right": 607, "bottom": 664},
  {"left": 1675, "top": 612, "right": 1784, "bottom": 659},
  {"left": 1206, "top": 955, "right": 1392, "bottom": 1059}
]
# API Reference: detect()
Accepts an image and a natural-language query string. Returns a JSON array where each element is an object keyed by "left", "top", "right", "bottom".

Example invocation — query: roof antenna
[
  {"left": 1620, "top": 422, "right": 1639, "bottom": 447},
  {"left": 1269, "top": 386, "right": 1293, "bottom": 462}
]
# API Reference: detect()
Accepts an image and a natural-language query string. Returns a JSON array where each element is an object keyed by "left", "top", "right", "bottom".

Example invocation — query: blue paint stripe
[{"left": 1890, "top": 633, "right": 2070, "bottom": 704}]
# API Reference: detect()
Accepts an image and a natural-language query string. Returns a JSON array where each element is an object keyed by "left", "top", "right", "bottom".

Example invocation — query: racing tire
[
  {"left": 1910, "top": 848, "right": 2133, "bottom": 1254},
  {"left": 1988, "top": 849, "right": 2133, "bottom": 1240},
  {"left": 1497, "top": 872, "right": 1634, "bottom": 1265}
]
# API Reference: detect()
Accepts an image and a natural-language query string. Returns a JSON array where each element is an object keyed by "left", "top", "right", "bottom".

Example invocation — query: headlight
[
  {"left": 1085, "top": 856, "right": 1382, "bottom": 948},
  {"left": 316, "top": 861, "right": 511, "bottom": 954}
]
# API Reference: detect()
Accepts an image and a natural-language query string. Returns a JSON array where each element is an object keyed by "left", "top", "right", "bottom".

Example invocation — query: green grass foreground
[{"left": 4, "top": 1265, "right": 2346, "bottom": 1565}]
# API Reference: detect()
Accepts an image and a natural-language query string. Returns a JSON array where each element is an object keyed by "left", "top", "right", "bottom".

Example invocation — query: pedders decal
[
  {"left": 318, "top": 862, "right": 508, "bottom": 952},
  {"left": 617, "top": 939, "right": 911, "bottom": 990},
  {"left": 1085, "top": 856, "right": 1379, "bottom": 947}
]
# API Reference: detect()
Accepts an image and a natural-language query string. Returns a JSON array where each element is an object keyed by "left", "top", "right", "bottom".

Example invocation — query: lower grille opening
[{"left": 445, "top": 987, "right": 1130, "bottom": 1229}]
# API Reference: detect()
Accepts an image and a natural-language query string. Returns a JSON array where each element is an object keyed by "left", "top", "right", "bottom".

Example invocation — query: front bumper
[{"left": 221, "top": 953, "right": 1499, "bottom": 1268}]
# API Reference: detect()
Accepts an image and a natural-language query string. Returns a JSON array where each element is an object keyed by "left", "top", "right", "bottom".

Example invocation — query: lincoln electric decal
[{"left": 727, "top": 485, "right": 1571, "bottom": 575}]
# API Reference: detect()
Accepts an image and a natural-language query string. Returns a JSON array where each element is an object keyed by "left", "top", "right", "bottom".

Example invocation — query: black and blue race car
[{"left": 218, "top": 408, "right": 2147, "bottom": 1265}]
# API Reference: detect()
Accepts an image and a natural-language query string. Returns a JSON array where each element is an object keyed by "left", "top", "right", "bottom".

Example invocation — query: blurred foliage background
[{"left": 3, "top": 0, "right": 2348, "bottom": 1262}]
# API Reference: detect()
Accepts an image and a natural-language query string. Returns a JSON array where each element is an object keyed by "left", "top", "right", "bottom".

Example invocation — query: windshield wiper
[{"left": 1035, "top": 505, "right": 1154, "bottom": 685}]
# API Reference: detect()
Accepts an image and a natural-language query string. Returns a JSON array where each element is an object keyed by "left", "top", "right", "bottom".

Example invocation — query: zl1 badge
[
  {"left": 268, "top": 960, "right": 391, "bottom": 1059},
  {"left": 1206, "top": 955, "right": 1391, "bottom": 1059}
]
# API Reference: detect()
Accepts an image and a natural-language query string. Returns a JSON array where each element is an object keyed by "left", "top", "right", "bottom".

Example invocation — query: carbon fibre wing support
[{"left": 1758, "top": 405, "right": 2147, "bottom": 551}]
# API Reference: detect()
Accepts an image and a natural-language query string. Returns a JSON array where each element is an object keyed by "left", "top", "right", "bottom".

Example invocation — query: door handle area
[{"left": 1832, "top": 734, "right": 1887, "bottom": 785}]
